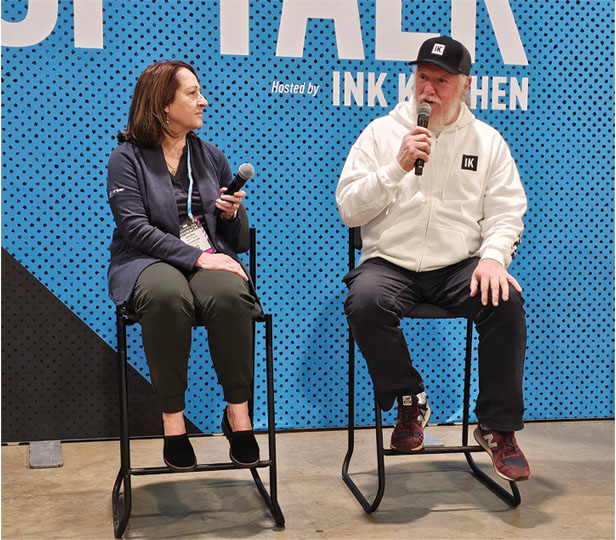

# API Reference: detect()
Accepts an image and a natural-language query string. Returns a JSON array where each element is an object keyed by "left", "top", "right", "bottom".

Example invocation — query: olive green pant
[{"left": 131, "top": 262, "right": 261, "bottom": 413}]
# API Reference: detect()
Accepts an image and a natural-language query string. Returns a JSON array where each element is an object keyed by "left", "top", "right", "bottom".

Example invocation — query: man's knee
[
  {"left": 345, "top": 285, "right": 393, "bottom": 328},
  {"left": 501, "top": 288, "right": 525, "bottom": 318},
  {"left": 476, "top": 287, "right": 526, "bottom": 336}
]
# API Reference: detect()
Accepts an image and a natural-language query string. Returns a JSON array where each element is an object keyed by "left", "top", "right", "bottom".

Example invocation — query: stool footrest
[
  {"left": 384, "top": 445, "right": 485, "bottom": 456},
  {"left": 129, "top": 460, "right": 273, "bottom": 475}
]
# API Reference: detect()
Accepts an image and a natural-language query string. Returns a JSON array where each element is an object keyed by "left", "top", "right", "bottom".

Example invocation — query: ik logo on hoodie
[{"left": 461, "top": 154, "right": 478, "bottom": 171}]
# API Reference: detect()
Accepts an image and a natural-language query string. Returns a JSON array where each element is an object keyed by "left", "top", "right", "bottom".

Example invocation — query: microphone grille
[
  {"left": 238, "top": 162, "right": 255, "bottom": 180},
  {"left": 417, "top": 102, "right": 432, "bottom": 116}
]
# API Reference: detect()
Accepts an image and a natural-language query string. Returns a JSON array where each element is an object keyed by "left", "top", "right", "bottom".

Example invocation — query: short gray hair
[{"left": 458, "top": 74, "right": 470, "bottom": 106}]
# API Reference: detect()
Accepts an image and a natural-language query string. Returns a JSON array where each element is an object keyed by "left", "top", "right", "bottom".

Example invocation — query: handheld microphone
[
  {"left": 414, "top": 102, "right": 431, "bottom": 176},
  {"left": 214, "top": 163, "right": 254, "bottom": 216}
]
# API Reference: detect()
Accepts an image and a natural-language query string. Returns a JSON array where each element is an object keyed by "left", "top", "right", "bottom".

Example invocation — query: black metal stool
[
  {"left": 341, "top": 228, "right": 521, "bottom": 512},
  {"left": 112, "top": 228, "right": 285, "bottom": 537}
]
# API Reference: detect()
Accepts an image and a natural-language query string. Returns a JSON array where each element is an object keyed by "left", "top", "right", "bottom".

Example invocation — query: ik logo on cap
[{"left": 431, "top": 44, "right": 445, "bottom": 56}]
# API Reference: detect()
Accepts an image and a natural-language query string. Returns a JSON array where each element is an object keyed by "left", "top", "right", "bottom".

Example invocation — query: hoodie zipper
[
  {"left": 417, "top": 121, "right": 462, "bottom": 270},
  {"left": 417, "top": 134, "right": 438, "bottom": 271},
  {"left": 439, "top": 124, "right": 460, "bottom": 199}
]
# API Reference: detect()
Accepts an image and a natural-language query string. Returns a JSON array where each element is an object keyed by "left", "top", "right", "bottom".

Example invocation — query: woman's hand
[
  {"left": 194, "top": 251, "right": 248, "bottom": 281},
  {"left": 216, "top": 188, "right": 246, "bottom": 221}
]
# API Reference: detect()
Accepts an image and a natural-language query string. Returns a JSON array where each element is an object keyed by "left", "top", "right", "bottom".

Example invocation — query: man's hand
[
  {"left": 396, "top": 126, "right": 432, "bottom": 172},
  {"left": 470, "top": 258, "right": 522, "bottom": 307},
  {"left": 195, "top": 252, "right": 248, "bottom": 281}
]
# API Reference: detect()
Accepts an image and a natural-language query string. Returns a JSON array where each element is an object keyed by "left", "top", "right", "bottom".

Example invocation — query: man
[{"left": 336, "top": 36, "right": 530, "bottom": 482}]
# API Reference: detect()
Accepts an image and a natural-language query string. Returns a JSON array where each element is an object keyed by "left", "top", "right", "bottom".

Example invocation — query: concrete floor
[{"left": 2, "top": 420, "right": 613, "bottom": 540}]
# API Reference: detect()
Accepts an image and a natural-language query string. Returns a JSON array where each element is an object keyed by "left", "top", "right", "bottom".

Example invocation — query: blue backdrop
[{"left": 2, "top": 0, "right": 614, "bottom": 433}]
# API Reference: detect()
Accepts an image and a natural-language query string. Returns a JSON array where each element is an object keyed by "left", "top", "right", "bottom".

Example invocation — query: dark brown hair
[{"left": 119, "top": 60, "right": 199, "bottom": 147}]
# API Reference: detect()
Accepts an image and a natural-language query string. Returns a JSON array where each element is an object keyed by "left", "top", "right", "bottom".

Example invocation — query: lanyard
[{"left": 186, "top": 141, "right": 196, "bottom": 221}]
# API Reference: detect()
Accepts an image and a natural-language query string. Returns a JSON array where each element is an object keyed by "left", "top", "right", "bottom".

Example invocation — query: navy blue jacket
[{"left": 107, "top": 134, "right": 248, "bottom": 305}]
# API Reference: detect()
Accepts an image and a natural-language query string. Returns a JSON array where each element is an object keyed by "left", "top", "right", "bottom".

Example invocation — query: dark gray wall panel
[{"left": 1, "top": 248, "right": 200, "bottom": 442}]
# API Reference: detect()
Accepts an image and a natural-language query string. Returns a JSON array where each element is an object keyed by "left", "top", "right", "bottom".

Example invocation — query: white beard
[{"left": 413, "top": 94, "right": 461, "bottom": 132}]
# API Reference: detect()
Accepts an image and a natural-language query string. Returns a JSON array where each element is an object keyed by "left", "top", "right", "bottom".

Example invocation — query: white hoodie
[{"left": 336, "top": 100, "right": 527, "bottom": 271}]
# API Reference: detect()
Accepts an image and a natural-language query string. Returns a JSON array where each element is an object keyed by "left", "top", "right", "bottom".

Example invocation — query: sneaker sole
[
  {"left": 473, "top": 427, "right": 530, "bottom": 482},
  {"left": 390, "top": 405, "right": 432, "bottom": 452}
]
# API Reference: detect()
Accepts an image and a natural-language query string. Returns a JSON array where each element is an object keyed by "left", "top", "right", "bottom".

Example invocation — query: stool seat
[
  {"left": 408, "top": 304, "right": 459, "bottom": 319},
  {"left": 118, "top": 304, "right": 267, "bottom": 327}
]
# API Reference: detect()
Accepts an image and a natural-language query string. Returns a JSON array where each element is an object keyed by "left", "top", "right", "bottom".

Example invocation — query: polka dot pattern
[{"left": 1, "top": 1, "right": 613, "bottom": 433}]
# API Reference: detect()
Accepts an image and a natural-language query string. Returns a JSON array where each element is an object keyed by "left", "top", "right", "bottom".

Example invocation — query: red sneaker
[
  {"left": 474, "top": 426, "right": 531, "bottom": 482},
  {"left": 390, "top": 397, "right": 431, "bottom": 452}
]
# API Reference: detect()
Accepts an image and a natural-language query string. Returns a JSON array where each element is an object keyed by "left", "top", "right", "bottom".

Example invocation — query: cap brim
[{"left": 409, "top": 59, "right": 465, "bottom": 75}]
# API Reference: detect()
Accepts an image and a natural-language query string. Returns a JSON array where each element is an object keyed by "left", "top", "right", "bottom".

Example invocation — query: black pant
[
  {"left": 344, "top": 257, "right": 526, "bottom": 431},
  {"left": 131, "top": 262, "right": 262, "bottom": 413}
]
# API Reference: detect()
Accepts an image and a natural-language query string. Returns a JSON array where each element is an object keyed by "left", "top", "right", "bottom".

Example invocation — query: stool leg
[
  {"left": 112, "top": 310, "right": 132, "bottom": 538},
  {"left": 462, "top": 319, "right": 473, "bottom": 447},
  {"left": 341, "top": 323, "right": 356, "bottom": 475},
  {"left": 462, "top": 319, "right": 522, "bottom": 507},
  {"left": 371, "top": 395, "right": 387, "bottom": 511},
  {"left": 341, "top": 328, "right": 386, "bottom": 513},
  {"left": 250, "top": 314, "right": 285, "bottom": 527}
]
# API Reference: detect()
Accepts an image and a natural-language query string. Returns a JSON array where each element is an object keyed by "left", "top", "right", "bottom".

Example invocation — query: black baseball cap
[{"left": 410, "top": 36, "right": 471, "bottom": 76}]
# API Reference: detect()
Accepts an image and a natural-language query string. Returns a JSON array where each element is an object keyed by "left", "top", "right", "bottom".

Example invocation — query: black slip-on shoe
[
  {"left": 221, "top": 408, "right": 260, "bottom": 467},
  {"left": 163, "top": 433, "right": 197, "bottom": 472}
]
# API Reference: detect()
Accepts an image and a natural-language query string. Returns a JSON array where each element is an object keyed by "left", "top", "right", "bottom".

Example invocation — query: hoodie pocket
[
  {"left": 421, "top": 225, "right": 470, "bottom": 269},
  {"left": 376, "top": 222, "right": 426, "bottom": 268}
]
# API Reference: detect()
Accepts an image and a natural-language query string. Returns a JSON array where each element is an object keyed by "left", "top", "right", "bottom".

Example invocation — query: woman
[{"left": 107, "top": 60, "right": 262, "bottom": 470}]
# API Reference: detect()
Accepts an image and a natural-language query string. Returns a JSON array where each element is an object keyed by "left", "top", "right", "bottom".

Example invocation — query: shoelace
[
  {"left": 397, "top": 405, "right": 421, "bottom": 428},
  {"left": 502, "top": 432, "right": 518, "bottom": 455}
]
